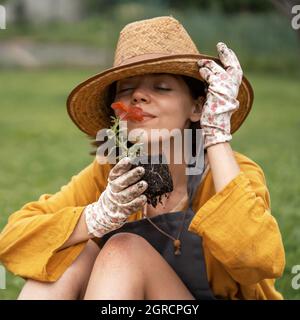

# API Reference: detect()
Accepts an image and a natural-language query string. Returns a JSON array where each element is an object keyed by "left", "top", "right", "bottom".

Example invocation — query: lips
[{"left": 141, "top": 112, "right": 156, "bottom": 118}]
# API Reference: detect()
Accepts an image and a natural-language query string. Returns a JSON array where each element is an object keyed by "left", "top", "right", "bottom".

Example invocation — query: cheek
[{"left": 160, "top": 100, "right": 191, "bottom": 124}]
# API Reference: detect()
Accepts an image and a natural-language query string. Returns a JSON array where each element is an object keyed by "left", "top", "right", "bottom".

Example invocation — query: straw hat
[{"left": 67, "top": 16, "right": 253, "bottom": 137}]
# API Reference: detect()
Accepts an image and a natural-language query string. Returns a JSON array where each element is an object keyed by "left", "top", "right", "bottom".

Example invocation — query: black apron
[{"left": 97, "top": 161, "right": 216, "bottom": 300}]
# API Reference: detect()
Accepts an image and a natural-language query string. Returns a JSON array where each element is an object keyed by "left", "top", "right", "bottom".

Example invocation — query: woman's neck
[{"left": 168, "top": 162, "right": 188, "bottom": 192}]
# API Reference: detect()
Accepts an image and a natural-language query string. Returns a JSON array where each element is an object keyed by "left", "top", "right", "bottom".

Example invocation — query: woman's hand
[
  {"left": 198, "top": 42, "right": 243, "bottom": 149},
  {"left": 85, "top": 156, "right": 148, "bottom": 238}
]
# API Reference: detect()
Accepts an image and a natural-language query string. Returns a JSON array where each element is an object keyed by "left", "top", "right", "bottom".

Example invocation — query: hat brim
[{"left": 67, "top": 54, "right": 253, "bottom": 137}]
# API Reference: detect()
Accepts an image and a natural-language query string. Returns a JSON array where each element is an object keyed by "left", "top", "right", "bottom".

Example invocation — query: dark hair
[
  {"left": 88, "top": 75, "right": 206, "bottom": 157},
  {"left": 181, "top": 75, "right": 207, "bottom": 99}
]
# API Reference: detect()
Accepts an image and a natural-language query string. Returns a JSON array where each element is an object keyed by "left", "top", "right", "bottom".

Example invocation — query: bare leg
[
  {"left": 18, "top": 239, "right": 100, "bottom": 300},
  {"left": 84, "top": 233, "right": 195, "bottom": 300}
]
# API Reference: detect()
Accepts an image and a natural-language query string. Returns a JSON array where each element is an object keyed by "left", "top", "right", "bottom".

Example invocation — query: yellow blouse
[{"left": 0, "top": 150, "right": 285, "bottom": 299}]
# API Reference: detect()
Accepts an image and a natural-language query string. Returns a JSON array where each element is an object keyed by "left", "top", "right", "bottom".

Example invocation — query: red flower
[{"left": 111, "top": 101, "right": 144, "bottom": 122}]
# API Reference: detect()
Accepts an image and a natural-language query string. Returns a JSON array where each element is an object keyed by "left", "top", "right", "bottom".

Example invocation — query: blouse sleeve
[
  {"left": 0, "top": 159, "right": 109, "bottom": 282},
  {"left": 188, "top": 152, "right": 286, "bottom": 285}
]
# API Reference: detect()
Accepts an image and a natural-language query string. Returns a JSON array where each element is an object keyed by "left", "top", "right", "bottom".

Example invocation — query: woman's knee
[
  {"left": 94, "top": 232, "right": 154, "bottom": 270},
  {"left": 98, "top": 233, "right": 150, "bottom": 258},
  {"left": 87, "top": 233, "right": 195, "bottom": 300}
]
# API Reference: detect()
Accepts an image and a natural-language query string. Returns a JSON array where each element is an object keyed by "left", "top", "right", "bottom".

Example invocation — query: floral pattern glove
[
  {"left": 85, "top": 156, "right": 148, "bottom": 238},
  {"left": 198, "top": 42, "right": 243, "bottom": 149}
]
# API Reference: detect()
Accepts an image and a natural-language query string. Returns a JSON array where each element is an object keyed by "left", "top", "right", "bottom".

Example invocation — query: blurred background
[{"left": 0, "top": 0, "right": 299, "bottom": 299}]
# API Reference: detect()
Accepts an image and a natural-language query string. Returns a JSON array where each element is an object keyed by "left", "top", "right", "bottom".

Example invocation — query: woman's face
[{"left": 113, "top": 73, "right": 202, "bottom": 143}]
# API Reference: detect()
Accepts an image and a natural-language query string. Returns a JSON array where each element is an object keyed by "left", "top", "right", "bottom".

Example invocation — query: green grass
[
  {"left": 0, "top": 68, "right": 95, "bottom": 299},
  {"left": 0, "top": 68, "right": 299, "bottom": 299}
]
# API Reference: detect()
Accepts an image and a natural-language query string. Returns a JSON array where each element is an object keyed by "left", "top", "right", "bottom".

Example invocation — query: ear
[{"left": 189, "top": 96, "right": 205, "bottom": 122}]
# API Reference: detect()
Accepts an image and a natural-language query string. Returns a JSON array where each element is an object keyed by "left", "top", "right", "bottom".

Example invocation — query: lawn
[{"left": 0, "top": 68, "right": 299, "bottom": 299}]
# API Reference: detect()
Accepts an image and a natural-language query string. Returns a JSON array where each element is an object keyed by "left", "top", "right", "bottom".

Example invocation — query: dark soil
[{"left": 131, "top": 154, "right": 173, "bottom": 207}]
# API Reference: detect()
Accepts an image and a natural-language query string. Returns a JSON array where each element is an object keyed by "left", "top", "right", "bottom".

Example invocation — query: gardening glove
[
  {"left": 84, "top": 156, "right": 148, "bottom": 238},
  {"left": 198, "top": 42, "right": 243, "bottom": 149}
]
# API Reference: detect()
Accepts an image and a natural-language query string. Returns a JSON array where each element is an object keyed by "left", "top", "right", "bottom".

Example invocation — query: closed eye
[
  {"left": 155, "top": 87, "right": 171, "bottom": 91},
  {"left": 116, "top": 87, "right": 172, "bottom": 94},
  {"left": 117, "top": 88, "right": 134, "bottom": 93}
]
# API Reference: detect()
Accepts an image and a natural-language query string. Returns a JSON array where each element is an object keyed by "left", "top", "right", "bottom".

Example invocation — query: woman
[{"left": 0, "top": 16, "right": 285, "bottom": 300}]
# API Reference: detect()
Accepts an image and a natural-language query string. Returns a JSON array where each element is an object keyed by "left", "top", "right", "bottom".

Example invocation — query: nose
[{"left": 131, "top": 87, "right": 150, "bottom": 105}]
